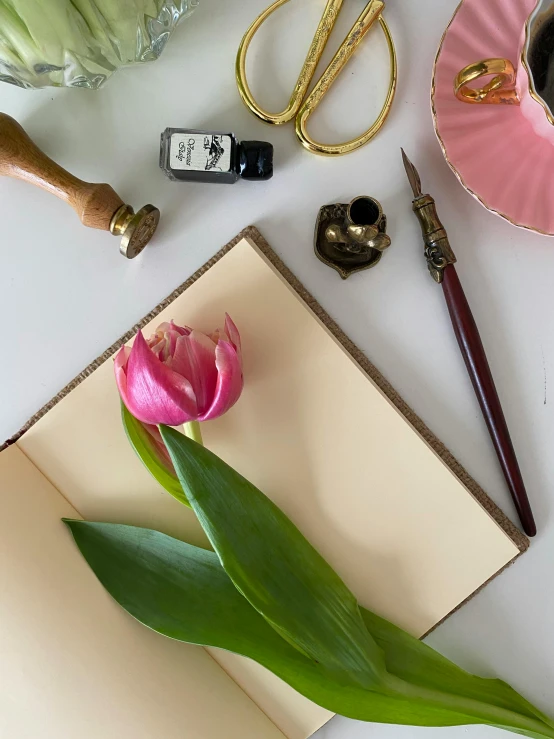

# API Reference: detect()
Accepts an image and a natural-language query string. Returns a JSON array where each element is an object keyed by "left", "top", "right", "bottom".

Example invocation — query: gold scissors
[{"left": 236, "top": 0, "right": 397, "bottom": 156}]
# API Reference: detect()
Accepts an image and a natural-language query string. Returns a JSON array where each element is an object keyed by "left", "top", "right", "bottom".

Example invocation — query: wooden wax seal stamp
[{"left": 0, "top": 113, "right": 160, "bottom": 259}]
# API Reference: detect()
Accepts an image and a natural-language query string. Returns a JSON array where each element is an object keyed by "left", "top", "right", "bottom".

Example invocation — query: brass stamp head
[{"left": 110, "top": 204, "right": 161, "bottom": 259}]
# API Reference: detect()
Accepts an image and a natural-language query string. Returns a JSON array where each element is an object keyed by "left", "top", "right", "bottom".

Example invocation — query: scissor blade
[{"left": 401, "top": 148, "right": 422, "bottom": 198}]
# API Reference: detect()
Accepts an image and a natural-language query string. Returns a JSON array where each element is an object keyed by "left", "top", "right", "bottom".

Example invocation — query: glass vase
[{"left": 0, "top": 0, "right": 200, "bottom": 90}]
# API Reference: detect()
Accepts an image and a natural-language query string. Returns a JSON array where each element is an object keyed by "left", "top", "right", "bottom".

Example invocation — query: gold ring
[{"left": 454, "top": 58, "right": 519, "bottom": 105}]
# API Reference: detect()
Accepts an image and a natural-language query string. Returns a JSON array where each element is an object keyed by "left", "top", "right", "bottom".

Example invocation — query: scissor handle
[
  {"left": 296, "top": 2, "right": 397, "bottom": 156},
  {"left": 236, "top": 0, "right": 345, "bottom": 126}
]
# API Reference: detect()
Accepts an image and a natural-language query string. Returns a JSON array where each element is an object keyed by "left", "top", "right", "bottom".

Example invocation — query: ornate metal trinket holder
[{"left": 314, "top": 196, "right": 391, "bottom": 279}]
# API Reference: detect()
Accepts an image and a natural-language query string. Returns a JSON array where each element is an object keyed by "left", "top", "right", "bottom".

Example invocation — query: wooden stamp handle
[{"left": 0, "top": 113, "right": 124, "bottom": 231}]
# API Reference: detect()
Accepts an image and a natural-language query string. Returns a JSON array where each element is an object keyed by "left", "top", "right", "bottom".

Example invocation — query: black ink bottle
[{"left": 159, "top": 129, "right": 273, "bottom": 184}]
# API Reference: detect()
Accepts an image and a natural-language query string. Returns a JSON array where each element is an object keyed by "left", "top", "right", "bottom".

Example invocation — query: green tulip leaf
[
  {"left": 121, "top": 403, "right": 189, "bottom": 507},
  {"left": 159, "top": 425, "right": 385, "bottom": 690},
  {"left": 63, "top": 519, "right": 554, "bottom": 739},
  {"left": 360, "top": 610, "right": 553, "bottom": 727}
]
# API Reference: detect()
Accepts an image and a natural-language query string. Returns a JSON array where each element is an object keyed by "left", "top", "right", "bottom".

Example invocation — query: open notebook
[{"left": 1, "top": 228, "right": 527, "bottom": 739}]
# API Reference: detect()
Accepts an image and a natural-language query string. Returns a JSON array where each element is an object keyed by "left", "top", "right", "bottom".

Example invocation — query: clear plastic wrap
[{"left": 0, "top": 0, "right": 199, "bottom": 89}]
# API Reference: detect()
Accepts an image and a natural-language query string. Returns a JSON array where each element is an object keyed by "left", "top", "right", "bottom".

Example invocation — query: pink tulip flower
[{"left": 115, "top": 315, "right": 243, "bottom": 427}]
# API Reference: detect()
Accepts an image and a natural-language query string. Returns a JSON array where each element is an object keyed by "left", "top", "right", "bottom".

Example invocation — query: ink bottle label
[{"left": 170, "top": 133, "right": 232, "bottom": 173}]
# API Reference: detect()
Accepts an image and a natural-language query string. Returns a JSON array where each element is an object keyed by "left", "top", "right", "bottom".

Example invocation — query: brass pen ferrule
[{"left": 411, "top": 194, "right": 457, "bottom": 284}]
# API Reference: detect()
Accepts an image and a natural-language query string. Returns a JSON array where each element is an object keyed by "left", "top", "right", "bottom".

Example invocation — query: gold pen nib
[{"left": 401, "top": 148, "right": 422, "bottom": 198}]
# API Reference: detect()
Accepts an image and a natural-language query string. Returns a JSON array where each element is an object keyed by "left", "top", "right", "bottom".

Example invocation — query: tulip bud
[{"left": 115, "top": 315, "right": 243, "bottom": 428}]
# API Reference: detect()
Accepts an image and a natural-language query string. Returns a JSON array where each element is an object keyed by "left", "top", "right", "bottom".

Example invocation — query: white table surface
[{"left": 1, "top": 1, "right": 553, "bottom": 738}]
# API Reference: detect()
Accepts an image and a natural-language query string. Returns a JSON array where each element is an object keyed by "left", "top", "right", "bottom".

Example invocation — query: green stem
[
  {"left": 382, "top": 675, "right": 554, "bottom": 739},
  {"left": 183, "top": 421, "right": 203, "bottom": 446}
]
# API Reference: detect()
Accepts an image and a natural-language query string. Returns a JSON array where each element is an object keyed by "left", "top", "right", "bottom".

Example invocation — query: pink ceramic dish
[{"left": 432, "top": 0, "right": 554, "bottom": 235}]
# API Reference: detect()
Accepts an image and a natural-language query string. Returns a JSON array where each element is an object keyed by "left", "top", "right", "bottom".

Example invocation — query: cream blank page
[
  {"left": 0, "top": 445, "right": 285, "bottom": 739},
  {"left": 18, "top": 237, "right": 520, "bottom": 738}
]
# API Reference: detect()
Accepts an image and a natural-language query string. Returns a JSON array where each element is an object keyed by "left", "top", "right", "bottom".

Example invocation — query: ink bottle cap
[{"left": 237, "top": 140, "right": 273, "bottom": 181}]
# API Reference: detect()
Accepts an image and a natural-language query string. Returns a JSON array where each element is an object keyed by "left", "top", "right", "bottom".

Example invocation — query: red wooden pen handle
[{"left": 441, "top": 264, "right": 536, "bottom": 537}]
